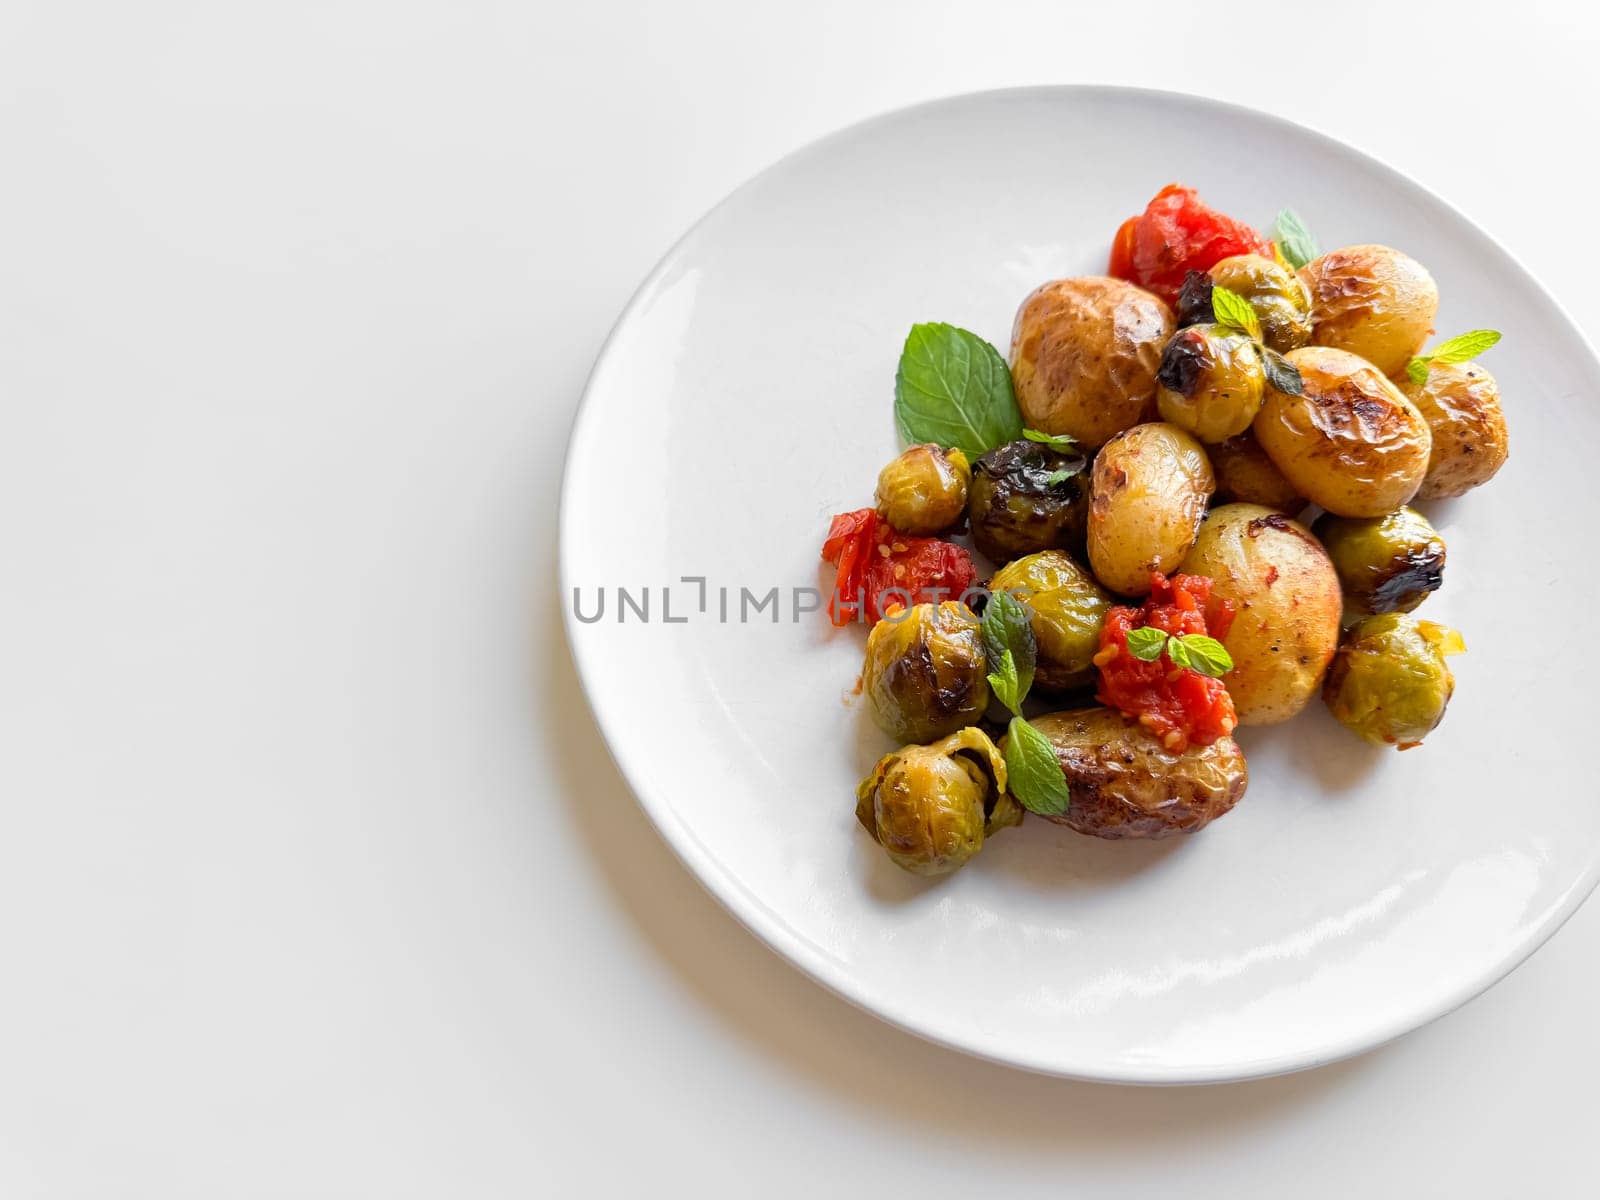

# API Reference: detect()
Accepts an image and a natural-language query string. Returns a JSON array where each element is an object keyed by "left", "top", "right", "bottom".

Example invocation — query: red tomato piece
[
  {"left": 1094, "top": 571, "right": 1238, "bottom": 752},
  {"left": 1107, "top": 184, "right": 1272, "bottom": 306},
  {"left": 820, "top": 509, "right": 977, "bottom": 625}
]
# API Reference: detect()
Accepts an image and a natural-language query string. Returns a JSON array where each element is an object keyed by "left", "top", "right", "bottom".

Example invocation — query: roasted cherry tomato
[
  {"left": 821, "top": 508, "right": 977, "bottom": 625},
  {"left": 1108, "top": 184, "right": 1272, "bottom": 306},
  {"left": 1094, "top": 571, "right": 1238, "bottom": 751}
]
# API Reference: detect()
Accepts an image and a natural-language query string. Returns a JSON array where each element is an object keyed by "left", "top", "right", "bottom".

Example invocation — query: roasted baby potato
[
  {"left": 855, "top": 727, "right": 1021, "bottom": 875},
  {"left": 862, "top": 602, "right": 989, "bottom": 744},
  {"left": 1177, "top": 503, "right": 1342, "bottom": 726},
  {"left": 1398, "top": 361, "right": 1509, "bottom": 499},
  {"left": 1313, "top": 507, "right": 1446, "bottom": 615},
  {"left": 1322, "top": 613, "right": 1465, "bottom": 749},
  {"left": 1087, "top": 422, "right": 1215, "bottom": 595},
  {"left": 1256, "top": 345, "right": 1433, "bottom": 517},
  {"left": 987, "top": 550, "right": 1112, "bottom": 693},
  {"left": 1156, "top": 323, "right": 1267, "bottom": 443},
  {"left": 875, "top": 443, "right": 970, "bottom": 535},
  {"left": 1009, "top": 276, "right": 1174, "bottom": 450},
  {"left": 1299, "top": 244, "right": 1438, "bottom": 378},
  {"left": 1024, "top": 707, "right": 1247, "bottom": 839},
  {"left": 966, "top": 438, "right": 1088, "bottom": 565},
  {"left": 1209, "top": 431, "right": 1305, "bottom": 512}
]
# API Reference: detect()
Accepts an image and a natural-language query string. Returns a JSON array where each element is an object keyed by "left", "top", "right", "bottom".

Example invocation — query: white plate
[{"left": 559, "top": 87, "right": 1600, "bottom": 1083}]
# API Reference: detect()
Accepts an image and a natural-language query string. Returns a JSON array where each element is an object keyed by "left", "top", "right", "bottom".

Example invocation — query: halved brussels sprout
[
  {"left": 855, "top": 726, "right": 1020, "bottom": 875},
  {"left": 966, "top": 438, "right": 1089, "bottom": 566},
  {"left": 1322, "top": 612, "right": 1465, "bottom": 749},
  {"left": 875, "top": 443, "right": 970, "bottom": 535},
  {"left": 862, "top": 602, "right": 989, "bottom": 744},
  {"left": 1313, "top": 507, "right": 1446, "bottom": 615},
  {"left": 987, "top": 550, "right": 1111, "bottom": 692},
  {"left": 1156, "top": 323, "right": 1267, "bottom": 443}
]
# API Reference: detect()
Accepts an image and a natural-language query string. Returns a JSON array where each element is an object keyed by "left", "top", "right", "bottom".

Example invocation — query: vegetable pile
[{"left": 829, "top": 183, "right": 1499, "bottom": 877}]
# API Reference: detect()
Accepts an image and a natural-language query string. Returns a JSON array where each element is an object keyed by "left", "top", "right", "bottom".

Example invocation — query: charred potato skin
[
  {"left": 1027, "top": 707, "right": 1247, "bottom": 840},
  {"left": 1256, "top": 346, "right": 1433, "bottom": 518},
  {"left": 1087, "top": 422, "right": 1215, "bottom": 595},
  {"left": 1398, "top": 361, "right": 1509, "bottom": 499},
  {"left": 1009, "top": 277, "right": 1175, "bottom": 450},
  {"left": 1209, "top": 432, "right": 1305, "bottom": 512},
  {"left": 1177, "top": 503, "right": 1342, "bottom": 726},
  {"left": 1298, "top": 244, "right": 1439, "bottom": 378}
]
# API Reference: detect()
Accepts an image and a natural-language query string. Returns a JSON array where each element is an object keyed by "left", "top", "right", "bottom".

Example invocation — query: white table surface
[{"left": 2, "top": 1, "right": 1595, "bottom": 1195}]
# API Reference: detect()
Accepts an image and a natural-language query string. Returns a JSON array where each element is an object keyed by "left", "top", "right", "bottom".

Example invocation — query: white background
[{"left": 2, "top": 1, "right": 1595, "bottom": 1195}]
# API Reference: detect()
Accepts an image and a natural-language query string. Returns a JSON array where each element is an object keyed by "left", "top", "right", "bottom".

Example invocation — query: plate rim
[{"left": 558, "top": 83, "right": 1600, "bottom": 1084}]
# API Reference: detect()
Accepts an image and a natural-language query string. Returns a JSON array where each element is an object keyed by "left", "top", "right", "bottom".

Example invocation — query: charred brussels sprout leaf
[{"left": 966, "top": 438, "right": 1090, "bottom": 565}]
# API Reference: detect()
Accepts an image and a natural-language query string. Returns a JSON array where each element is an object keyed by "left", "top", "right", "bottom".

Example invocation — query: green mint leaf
[
  {"left": 894, "top": 323, "right": 1024, "bottom": 458},
  {"left": 1405, "top": 357, "right": 1431, "bottom": 386},
  {"left": 1042, "top": 466, "right": 1080, "bottom": 487},
  {"left": 987, "top": 648, "right": 1022, "bottom": 718},
  {"left": 1425, "top": 329, "right": 1502, "bottom": 366},
  {"left": 1273, "top": 208, "right": 1319, "bottom": 270},
  {"left": 1166, "top": 635, "right": 1193, "bottom": 669},
  {"left": 1176, "top": 634, "right": 1233, "bottom": 677},
  {"left": 981, "top": 589, "right": 1036, "bottom": 704},
  {"left": 1003, "top": 717, "right": 1071, "bottom": 817},
  {"left": 1209, "top": 285, "right": 1262, "bottom": 343},
  {"left": 1261, "top": 347, "right": 1304, "bottom": 396},
  {"left": 1124, "top": 626, "right": 1169, "bottom": 662},
  {"left": 1022, "top": 427, "right": 1078, "bottom": 452}
]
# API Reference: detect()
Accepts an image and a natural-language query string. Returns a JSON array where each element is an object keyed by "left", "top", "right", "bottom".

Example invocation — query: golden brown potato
[
  {"left": 1177, "top": 503, "right": 1342, "bottom": 726},
  {"left": 1023, "top": 707, "right": 1247, "bottom": 839},
  {"left": 1298, "top": 244, "right": 1438, "bottom": 378},
  {"left": 1010, "top": 276, "right": 1174, "bottom": 450},
  {"left": 1256, "top": 346, "right": 1432, "bottom": 518},
  {"left": 1209, "top": 431, "right": 1304, "bottom": 512},
  {"left": 1397, "top": 361, "right": 1509, "bottom": 499},
  {"left": 1087, "top": 423, "right": 1214, "bottom": 595}
]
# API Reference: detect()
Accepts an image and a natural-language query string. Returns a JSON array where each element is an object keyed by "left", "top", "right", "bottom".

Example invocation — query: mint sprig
[
  {"left": 1118, "top": 628, "right": 1234, "bottom": 679},
  {"left": 1210, "top": 284, "right": 1262, "bottom": 344},
  {"left": 1022, "top": 427, "right": 1078, "bottom": 453},
  {"left": 894, "top": 323, "right": 1024, "bottom": 457},
  {"left": 1405, "top": 330, "right": 1502, "bottom": 386},
  {"left": 1273, "top": 208, "right": 1319, "bottom": 271},
  {"left": 981, "top": 589, "right": 1071, "bottom": 816}
]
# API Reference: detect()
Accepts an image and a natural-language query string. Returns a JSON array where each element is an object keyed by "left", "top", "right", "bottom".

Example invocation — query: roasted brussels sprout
[
  {"left": 1322, "top": 612, "right": 1465, "bottom": 749},
  {"left": 1156, "top": 323, "right": 1267, "bottom": 443},
  {"left": 1213, "top": 254, "right": 1313, "bottom": 352},
  {"left": 1299, "top": 244, "right": 1438, "bottom": 378},
  {"left": 1313, "top": 507, "right": 1446, "bottom": 615},
  {"left": 987, "top": 550, "right": 1112, "bottom": 692},
  {"left": 1023, "top": 707, "right": 1247, "bottom": 839},
  {"left": 966, "top": 438, "right": 1089, "bottom": 565},
  {"left": 875, "top": 443, "right": 970, "bottom": 535},
  {"left": 1398, "top": 361, "right": 1510, "bottom": 499},
  {"left": 862, "top": 602, "right": 989, "bottom": 744},
  {"left": 855, "top": 727, "right": 1021, "bottom": 875},
  {"left": 1209, "top": 432, "right": 1305, "bottom": 512}
]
